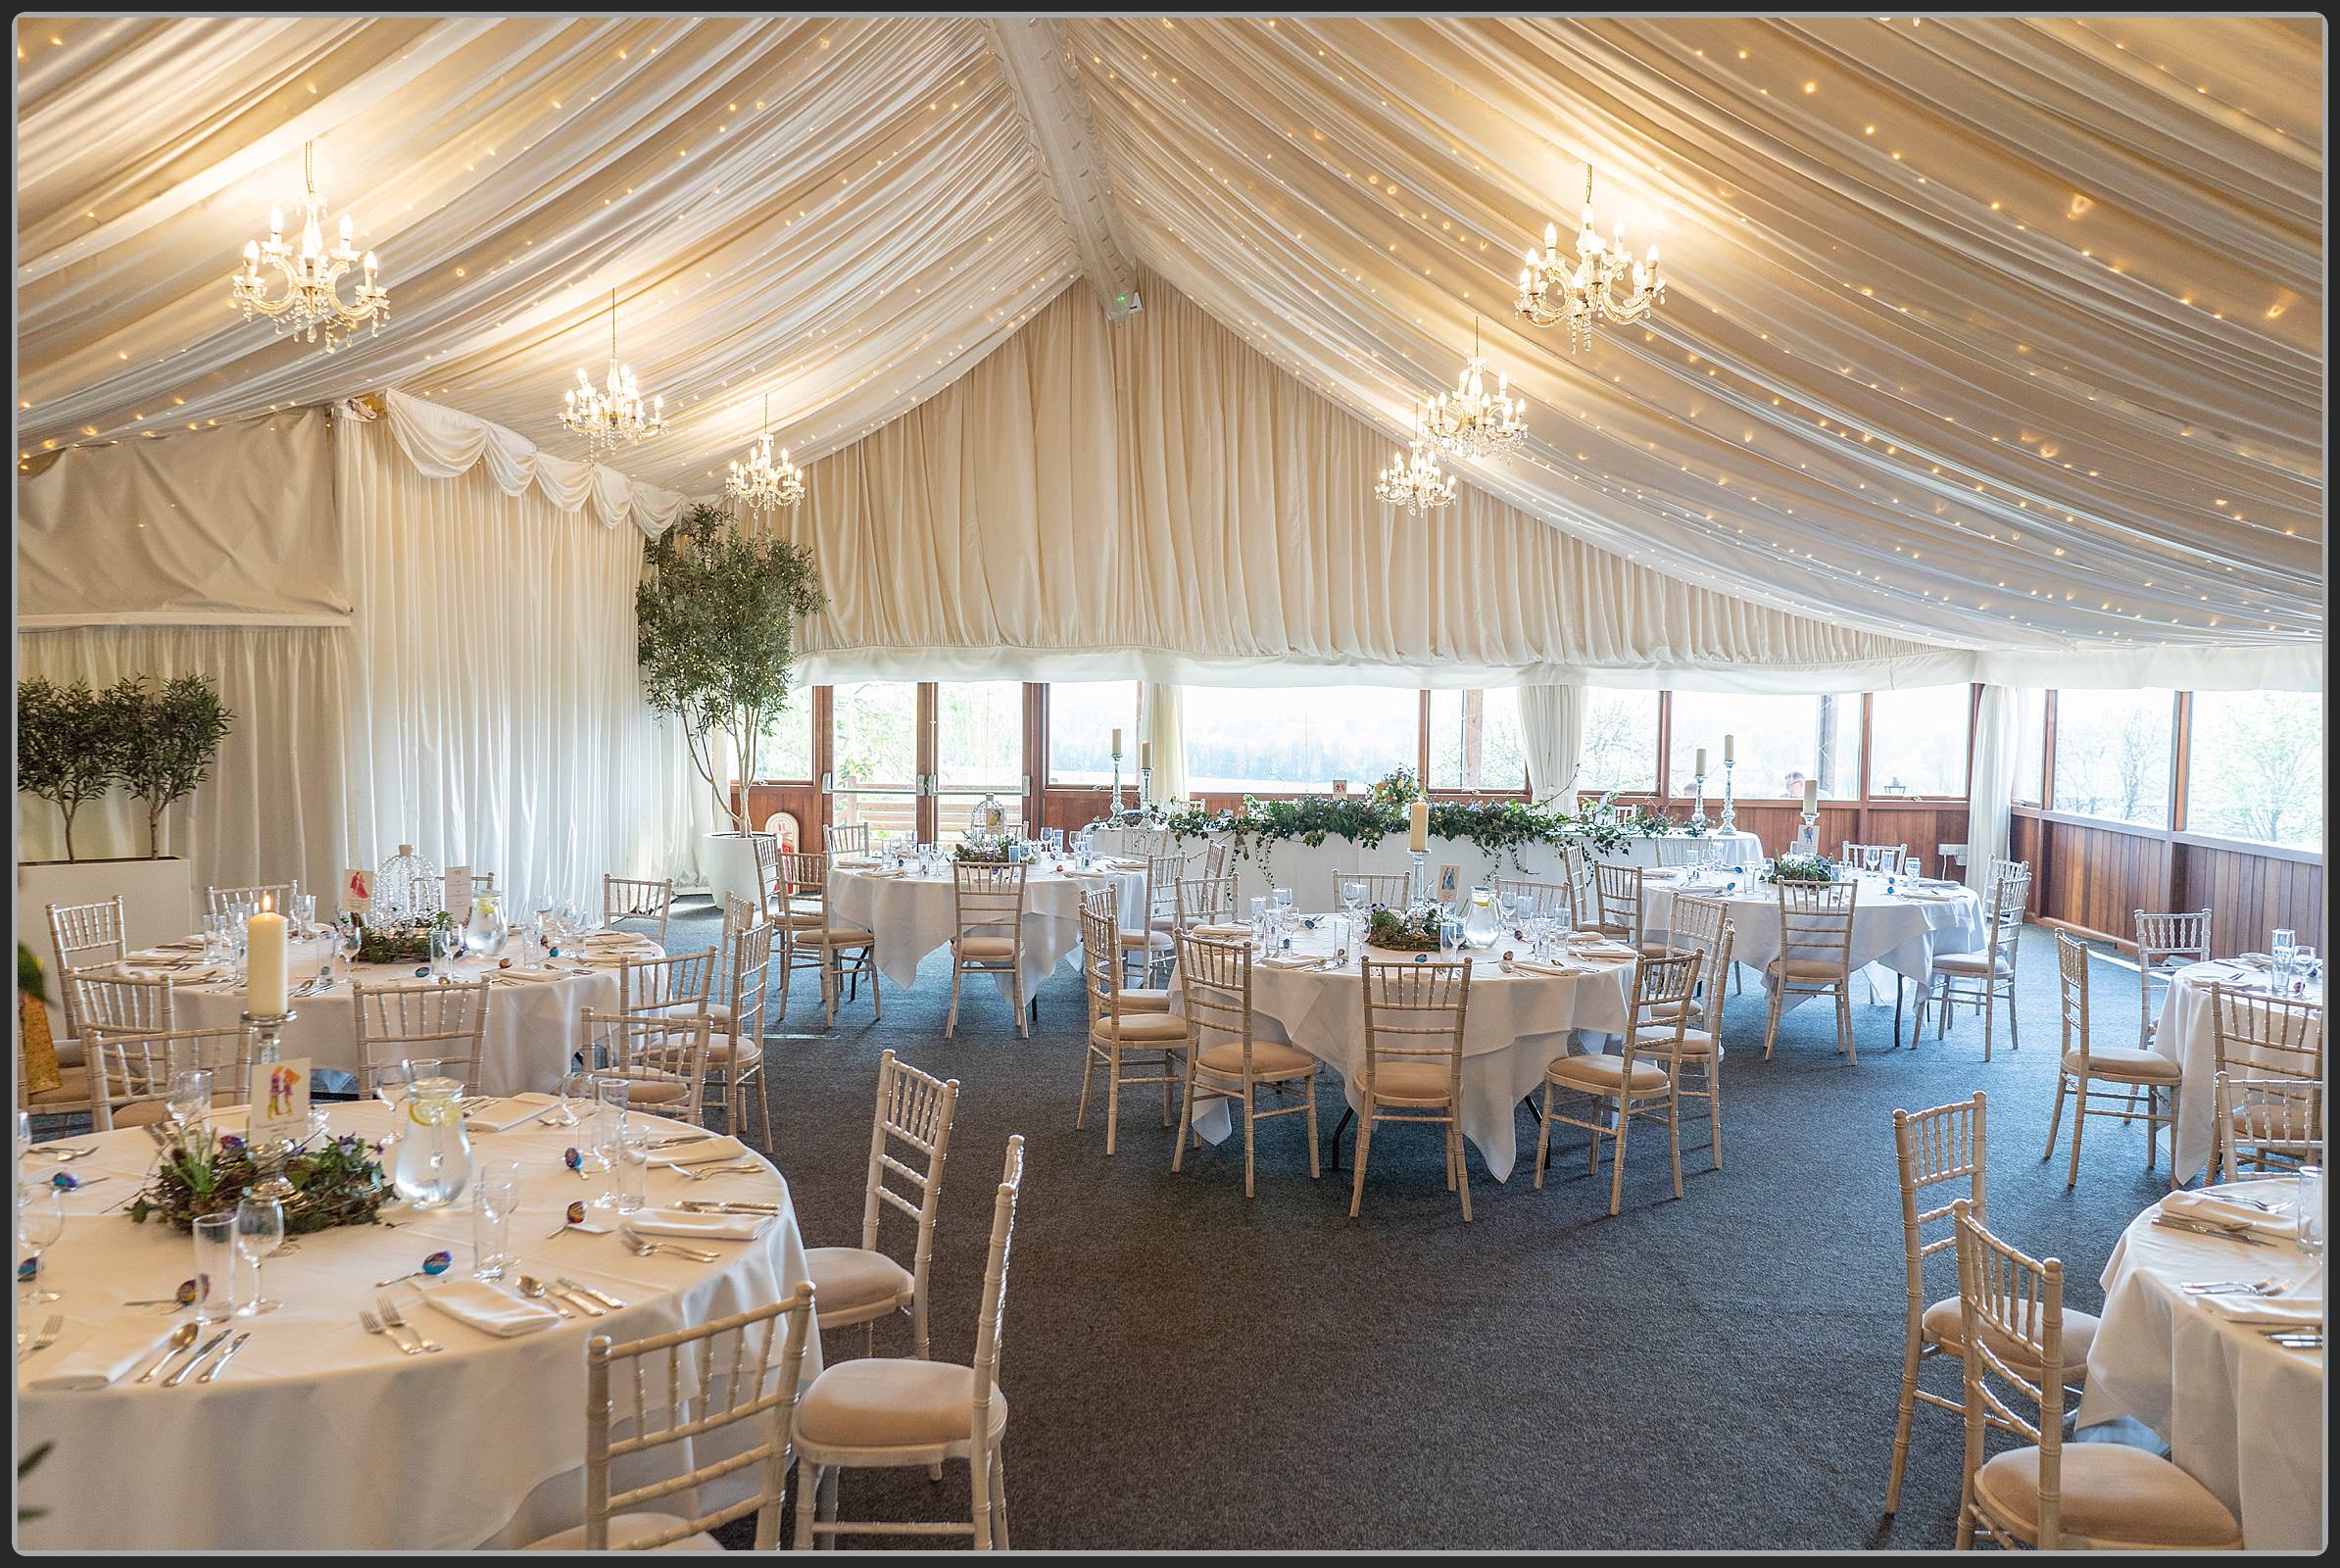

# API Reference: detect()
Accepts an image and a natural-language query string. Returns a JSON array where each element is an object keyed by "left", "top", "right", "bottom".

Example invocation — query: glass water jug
[{"left": 391, "top": 1077, "right": 474, "bottom": 1209}]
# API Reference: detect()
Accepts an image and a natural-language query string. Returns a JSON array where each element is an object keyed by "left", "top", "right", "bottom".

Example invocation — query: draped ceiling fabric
[{"left": 15, "top": 15, "right": 2324, "bottom": 688}]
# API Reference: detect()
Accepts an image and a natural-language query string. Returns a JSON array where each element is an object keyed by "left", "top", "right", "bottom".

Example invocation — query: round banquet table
[
  {"left": 14, "top": 1100, "right": 816, "bottom": 1550},
  {"left": 826, "top": 857, "right": 1146, "bottom": 998},
  {"left": 115, "top": 929, "right": 663, "bottom": 1096},
  {"left": 2079, "top": 1179, "right": 2325, "bottom": 1548},
  {"left": 2149, "top": 959, "right": 2325, "bottom": 1184},
  {"left": 1166, "top": 919, "right": 1639, "bottom": 1183}
]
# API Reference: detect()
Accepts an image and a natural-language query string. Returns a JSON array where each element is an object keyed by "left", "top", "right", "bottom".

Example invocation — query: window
[
  {"left": 829, "top": 680, "right": 920, "bottom": 842},
  {"left": 1047, "top": 681, "right": 1141, "bottom": 785},
  {"left": 2185, "top": 690, "right": 2323, "bottom": 851},
  {"left": 755, "top": 693, "right": 814, "bottom": 781},
  {"left": 1428, "top": 689, "right": 1526, "bottom": 793},
  {"left": 2051, "top": 688, "right": 2173, "bottom": 827},
  {"left": 1181, "top": 683, "right": 1417, "bottom": 794},
  {"left": 1575, "top": 688, "right": 1660, "bottom": 795},
  {"left": 1669, "top": 691, "right": 1859, "bottom": 799},
  {"left": 2012, "top": 688, "right": 2047, "bottom": 806},
  {"left": 935, "top": 681, "right": 1025, "bottom": 845},
  {"left": 1867, "top": 685, "right": 1972, "bottom": 799}
]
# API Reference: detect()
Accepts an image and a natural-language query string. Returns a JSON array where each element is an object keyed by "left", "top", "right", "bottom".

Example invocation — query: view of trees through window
[
  {"left": 1428, "top": 689, "right": 1527, "bottom": 792},
  {"left": 1867, "top": 686, "right": 1971, "bottom": 799},
  {"left": 2012, "top": 688, "right": 2047, "bottom": 805},
  {"left": 756, "top": 691, "right": 814, "bottom": 780},
  {"left": 2184, "top": 690, "right": 2323, "bottom": 850},
  {"left": 1577, "top": 688, "right": 1660, "bottom": 795},
  {"left": 1182, "top": 684, "right": 1416, "bottom": 793},
  {"left": 1669, "top": 692, "right": 1859, "bottom": 799},
  {"left": 1048, "top": 681, "right": 1141, "bottom": 785},
  {"left": 2051, "top": 688, "right": 2174, "bottom": 828}
]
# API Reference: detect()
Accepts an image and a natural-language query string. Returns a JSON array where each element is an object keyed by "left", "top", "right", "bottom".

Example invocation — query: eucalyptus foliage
[{"left": 637, "top": 503, "right": 826, "bottom": 833}]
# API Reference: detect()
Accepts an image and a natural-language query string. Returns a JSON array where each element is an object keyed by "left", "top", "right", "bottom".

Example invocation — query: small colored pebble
[
  {"left": 420, "top": 1250, "right": 452, "bottom": 1276},
  {"left": 50, "top": 1171, "right": 79, "bottom": 1190},
  {"left": 565, "top": 1200, "right": 587, "bottom": 1225}
]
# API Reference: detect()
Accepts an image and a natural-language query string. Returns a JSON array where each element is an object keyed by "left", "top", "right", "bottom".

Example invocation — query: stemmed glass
[
  {"left": 1862, "top": 846, "right": 1881, "bottom": 876},
  {"left": 17, "top": 1185, "right": 65, "bottom": 1305},
  {"left": 544, "top": 1067, "right": 586, "bottom": 1129},
  {"left": 1341, "top": 881, "right": 1368, "bottom": 920},
  {"left": 338, "top": 915, "right": 365, "bottom": 971},
  {"left": 233, "top": 1196, "right": 285, "bottom": 1316},
  {"left": 167, "top": 1068, "right": 213, "bottom": 1140}
]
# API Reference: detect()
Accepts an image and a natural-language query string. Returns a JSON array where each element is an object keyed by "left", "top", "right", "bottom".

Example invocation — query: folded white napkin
[
  {"left": 118, "top": 960, "right": 228, "bottom": 982},
  {"left": 648, "top": 1134, "right": 751, "bottom": 1168},
  {"left": 623, "top": 1208, "right": 773, "bottom": 1243},
  {"left": 1508, "top": 958, "right": 1581, "bottom": 978},
  {"left": 1257, "top": 954, "right": 1326, "bottom": 970},
  {"left": 854, "top": 867, "right": 908, "bottom": 879},
  {"left": 25, "top": 1319, "right": 183, "bottom": 1391},
  {"left": 1192, "top": 923, "right": 1252, "bottom": 939},
  {"left": 415, "top": 1278, "right": 562, "bottom": 1337},
  {"left": 1572, "top": 942, "right": 1639, "bottom": 960},
  {"left": 2162, "top": 1191, "right": 2298, "bottom": 1238},
  {"left": 2196, "top": 1292, "right": 2323, "bottom": 1328},
  {"left": 465, "top": 1094, "right": 559, "bottom": 1134},
  {"left": 489, "top": 967, "right": 564, "bottom": 985}
]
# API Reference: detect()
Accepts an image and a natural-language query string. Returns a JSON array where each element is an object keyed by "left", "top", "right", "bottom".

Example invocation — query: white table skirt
[
  {"left": 2151, "top": 962, "right": 2326, "bottom": 1183},
  {"left": 2078, "top": 1179, "right": 2325, "bottom": 1548},
  {"left": 827, "top": 861, "right": 1145, "bottom": 997},
  {"left": 15, "top": 1101, "right": 816, "bottom": 1550},
  {"left": 1167, "top": 925, "right": 1637, "bottom": 1183},
  {"left": 1638, "top": 870, "right": 1984, "bottom": 1012},
  {"left": 1088, "top": 825, "right": 1764, "bottom": 910},
  {"left": 118, "top": 932, "right": 658, "bottom": 1096}
]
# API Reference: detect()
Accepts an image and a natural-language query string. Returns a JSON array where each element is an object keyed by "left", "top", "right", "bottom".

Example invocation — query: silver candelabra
[
  {"left": 241, "top": 1007, "right": 300, "bottom": 1201},
  {"left": 1719, "top": 759, "right": 1737, "bottom": 836}
]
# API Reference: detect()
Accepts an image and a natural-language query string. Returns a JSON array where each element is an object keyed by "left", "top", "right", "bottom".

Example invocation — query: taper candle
[{"left": 246, "top": 894, "right": 289, "bottom": 1015}]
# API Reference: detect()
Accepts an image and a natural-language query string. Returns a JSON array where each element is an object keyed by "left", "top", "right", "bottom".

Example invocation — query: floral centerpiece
[
  {"left": 354, "top": 909, "right": 455, "bottom": 964},
  {"left": 1761, "top": 852, "right": 1841, "bottom": 885},
  {"left": 129, "top": 1121, "right": 390, "bottom": 1235},
  {"left": 1365, "top": 905, "right": 1444, "bottom": 952},
  {"left": 953, "top": 835, "right": 1013, "bottom": 865}
]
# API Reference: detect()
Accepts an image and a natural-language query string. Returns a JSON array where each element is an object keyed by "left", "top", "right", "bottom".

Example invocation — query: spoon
[
  {"left": 131, "top": 1322, "right": 201, "bottom": 1385},
  {"left": 516, "top": 1275, "right": 575, "bottom": 1319},
  {"left": 26, "top": 1145, "right": 100, "bottom": 1162}
]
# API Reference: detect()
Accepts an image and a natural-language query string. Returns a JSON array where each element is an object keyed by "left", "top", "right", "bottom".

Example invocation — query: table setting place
[
  {"left": 2147, "top": 1178, "right": 2325, "bottom": 1349},
  {"left": 1224, "top": 897, "right": 1641, "bottom": 979}
]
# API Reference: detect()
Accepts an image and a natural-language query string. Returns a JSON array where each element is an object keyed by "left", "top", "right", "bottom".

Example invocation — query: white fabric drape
[
  {"left": 1964, "top": 684, "right": 2020, "bottom": 897},
  {"left": 337, "top": 414, "right": 698, "bottom": 911},
  {"left": 375, "top": 391, "right": 689, "bottom": 539},
  {"left": 14, "top": 625, "right": 353, "bottom": 899},
  {"left": 1138, "top": 683, "right": 1188, "bottom": 804},
  {"left": 1518, "top": 684, "right": 1585, "bottom": 808}
]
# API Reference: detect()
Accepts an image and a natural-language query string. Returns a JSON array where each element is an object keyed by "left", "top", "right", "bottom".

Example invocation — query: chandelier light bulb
[
  {"left": 228, "top": 141, "right": 388, "bottom": 353},
  {"left": 1518, "top": 164, "right": 1664, "bottom": 351}
]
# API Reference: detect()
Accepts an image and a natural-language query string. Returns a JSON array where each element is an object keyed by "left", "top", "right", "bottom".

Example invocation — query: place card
[
  {"left": 1437, "top": 864, "right": 1461, "bottom": 902},
  {"left": 341, "top": 867, "right": 373, "bottom": 915},
  {"left": 247, "top": 1055, "right": 313, "bottom": 1144},
  {"left": 444, "top": 865, "right": 473, "bottom": 916}
]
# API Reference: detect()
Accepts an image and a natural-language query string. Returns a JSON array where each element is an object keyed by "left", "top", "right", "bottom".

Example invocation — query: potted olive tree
[{"left": 637, "top": 503, "right": 824, "bottom": 905}]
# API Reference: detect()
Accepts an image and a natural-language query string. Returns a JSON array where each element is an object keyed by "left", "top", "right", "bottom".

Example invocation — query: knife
[
  {"left": 196, "top": 1332, "right": 252, "bottom": 1383},
  {"left": 2154, "top": 1215, "right": 2273, "bottom": 1247},
  {"left": 162, "top": 1329, "right": 236, "bottom": 1387},
  {"left": 558, "top": 1276, "right": 625, "bottom": 1310}
]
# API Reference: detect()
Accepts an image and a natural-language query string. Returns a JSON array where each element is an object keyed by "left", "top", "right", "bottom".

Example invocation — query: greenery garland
[
  {"left": 128, "top": 1122, "right": 391, "bottom": 1235},
  {"left": 1760, "top": 852, "right": 1840, "bottom": 885}
]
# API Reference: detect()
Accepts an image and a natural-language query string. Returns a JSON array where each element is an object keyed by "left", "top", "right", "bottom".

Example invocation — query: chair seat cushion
[
  {"left": 1974, "top": 1443, "right": 2239, "bottom": 1546},
  {"left": 1117, "top": 929, "right": 1175, "bottom": 952},
  {"left": 704, "top": 1032, "right": 764, "bottom": 1066},
  {"left": 804, "top": 1245, "right": 914, "bottom": 1319},
  {"left": 1643, "top": 998, "right": 1690, "bottom": 1020},
  {"left": 1093, "top": 1010, "right": 1192, "bottom": 1044},
  {"left": 1632, "top": 1027, "right": 1718, "bottom": 1057},
  {"left": 1116, "top": 988, "right": 1173, "bottom": 1012},
  {"left": 1931, "top": 952, "right": 2014, "bottom": 978},
  {"left": 794, "top": 1358, "right": 1007, "bottom": 1450},
  {"left": 1367, "top": 1058, "right": 1454, "bottom": 1104},
  {"left": 1635, "top": 941, "right": 1674, "bottom": 958},
  {"left": 25, "top": 1064, "right": 93, "bottom": 1108},
  {"left": 1195, "top": 1039, "right": 1314, "bottom": 1077},
  {"left": 616, "top": 1078, "right": 693, "bottom": 1106},
  {"left": 1767, "top": 956, "right": 1846, "bottom": 981},
  {"left": 1545, "top": 1052, "right": 1669, "bottom": 1093},
  {"left": 2063, "top": 1048, "right": 2181, "bottom": 1082},
  {"left": 111, "top": 1098, "right": 173, "bottom": 1128},
  {"left": 798, "top": 927, "right": 877, "bottom": 948},
  {"left": 954, "top": 935, "right": 1017, "bottom": 960},
  {"left": 1922, "top": 1296, "right": 2099, "bottom": 1375},
  {"left": 524, "top": 1514, "right": 722, "bottom": 1551},
  {"left": 778, "top": 909, "right": 829, "bottom": 929}
]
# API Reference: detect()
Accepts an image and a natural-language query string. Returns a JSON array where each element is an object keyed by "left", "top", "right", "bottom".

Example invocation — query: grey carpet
[{"left": 655, "top": 901, "right": 2184, "bottom": 1550}]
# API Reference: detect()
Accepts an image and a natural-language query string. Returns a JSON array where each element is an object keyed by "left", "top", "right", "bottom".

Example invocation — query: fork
[
  {"left": 375, "top": 1292, "right": 442, "bottom": 1353},
  {"left": 2178, "top": 1278, "right": 2281, "bottom": 1296},
  {"left": 665, "top": 1160, "right": 763, "bottom": 1183},
  {"left": 16, "top": 1314, "right": 65, "bottom": 1360},
  {"left": 619, "top": 1233, "right": 721, "bottom": 1263},
  {"left": 360, "top": 1307, "right": 420, "bottom": 1356}
]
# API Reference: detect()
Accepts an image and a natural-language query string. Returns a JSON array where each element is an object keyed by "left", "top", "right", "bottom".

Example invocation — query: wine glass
[
  {"left": 1341, "top": 881, "right": 1368, "bottom": 919},
  {"left": 545, "top": 1066, "right": 586, "bottom": 1129},
  {"left": 233, "top": 1196, "right": 285, "bottom": 1316},
  {"left": 166, "top": 1068, "right": 213, "bottom": 1138},
  {"left": 338, "top": 915, "right": 364, "bottom": 970},
  {"left": 1862, "top": 846, "right": 1881, "bottom": 876},
  {"left": 17, "top": 1185, "right": 65, "bottom": 1305}
]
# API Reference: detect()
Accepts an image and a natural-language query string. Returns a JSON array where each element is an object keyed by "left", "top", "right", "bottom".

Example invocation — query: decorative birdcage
[
  {"left": 373, "top": 843, "right": 444, "bottom": 923},
  {"left": 967, "top": 793, "right": 1009, "bottom": 836}
]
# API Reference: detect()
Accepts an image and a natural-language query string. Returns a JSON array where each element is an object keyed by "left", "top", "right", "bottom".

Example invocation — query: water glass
[
  {"left": 1438, "top": 917, "right": 1466, "bottom": 957},
  {"left": 471, "top": 1160, "right": 522, "bottom": 1280},
  {"left": 233, "top": 1196, "right": 285, "bottom": 1316},
  {"left": 590, "top": 1077, "right": 631, "bottom": 1207},
  {"left": 2297, "top": 1166, "right": 2325, "bottom": 1260},
  {"left": 1341, "top": 881, "right": 1368, "bottom": 917},
  {"left": 167, "top": 1068, "right": 213, "bottom": 1137},
  {"left": 191, "top": 1212, "right": 242, "bottom": 1324},
  {"left": 614, "top": 1127, "right": 652, "bottom": 1214},
  {"left": 17, "top": 1185, "right": 65, "bottom": 1304}
]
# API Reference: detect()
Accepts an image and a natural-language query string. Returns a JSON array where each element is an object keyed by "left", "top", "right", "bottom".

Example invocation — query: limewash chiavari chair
[
  {"left": 350, "top": 977, "right": 491, "bottom": 1087},
  {"left": 2208, "top": 986, "right": 2323, "bottom": 1180},
  {"left": 1331, "top": 870, "right": 1411, "bottom": 910},
  {"left": 703, "top": 918, "right": 776, "bottom": 1150},
  {"left": 1081, "top": 885, "right": 1169, "bottom": 1012},
  {"left": 1491, "top": 877, "right": 1573, "bottom": 923},
  {"left": 523, "top": 1282, "right": 816, "bottom": 1550},
  {"left": 1651, "top": 837, "right": 1709, "bottom": 869},
  {"left": 88, "top": 1023, "right": 257, "bottom": 1133},
  {"left": 1924, "top": 870, "right": 2031, "bottom": 1059},
  {"left": 949, "top": 862, "right": 1030, "bottom": 1039},
  {"left": 207, "top": 881, "right": 300, "bottom": 919},
  {"left": 804, "top": 1051, "right": 960, "bottom": 1362},
  {"left": 70, "top": 971, "right": 176, "bottom": 1049},
  {"left": 617, "top": 950, "right": 716, "bottom": 1023},
  {"left": 1119, "top": 852, "right": 1188, "bottom": 986},
  {"left": 1170, "top": 931, "right": 1316, "bottom": 1195},
  {"left": 2133, "top": 907, "right": 2213, "bottom": 1052},
  {"left": 1589, "top": 860, "right": 1646, "bottom": 947},
  {"left": 1949, "top": 1200, "right": 2240, "bottom": 1550},
  {"left": 1349, "top": 959, "right": 1474, "bottom": 1222},
  {"left": 1559, "top": 844, "right": 1598, "bottom": 930},
  {"left": 601, "top": 875, "right": 674, "bottom": 947},
  {"left": 1645, "top": 916, "right": 1733, "bottom": 1170},
  {"left": 703, "top": 892, "right": 760, "bottom": 1036},
  {"left": 1173, "top": 874, "right": 1238, "bottom": 931},
  {"left": 2215, "top": 1072, "right": 2324, "bottom": 1184},
  {"left": 1536, "top": 952, "right": 1698, "bottom": 1215},
  {"left": 775, "top": 850, "right": 881, "bottom": 1029},
  {"left": 2043, "top": 933, "right": 2180, "bottom": 1189},
  {"left": 1760, "top": 880, "right": 1860, "bottom": 1063},
  {"left": 1986, "top": 856, "right": 2030, "bottom": 891},
  {"left": 792, "top": 1136, "right": 1025, "bottom": 1550},
  {"left": 580, "top": 1008, "right": 712, "bottom": 1124},
  {"left": 45, "top": 897, "right": 127, "bottom": 1054},
  {"left": 1200, "top": 841, "right": 1231, "bottom": 883},
  {"left": 824, "top": 822, "right": 872, "bottom": 857},
  {"left": 1840, "top": 841, "right": 1908, "bottom": 872},
  {"left": 1078, "top": 901, "right": 1193, "bottom": 1154}
]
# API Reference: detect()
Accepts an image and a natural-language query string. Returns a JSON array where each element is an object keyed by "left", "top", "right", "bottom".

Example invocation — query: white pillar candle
[
  {"left": 1110, "top": 727, "right": 1122, "bottom": 759},
  {"left": 1723, "top": 733, "right": 1735, "bottom": 764},
  {"left": 1803, "top": 778, "right": 1820, "bottom": 811},
  {"left": 1693, "top": 747, "right": 1707, "bottom": 777},
  {"left": 1409, "top": 799, "right": 1430, "bottom": 854},
  {"left": 1141, "top": 741, "right": 1151, "bottom": 769},
  {"left": 246, "top": 895, "right": 290, "bottom": 1015}
]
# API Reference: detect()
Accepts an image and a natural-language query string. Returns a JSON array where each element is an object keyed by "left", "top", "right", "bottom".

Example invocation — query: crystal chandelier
[
  {"left": 1418, "top": 318, "right": 1527, "bottom": 460},
  {"left": 1374, "top": 439, "right": 1457, "bottom": 515},
  {"left": 228, "top": 141, "right": 387, "bottom": 353},
  {"left": 1515, "top": 165, "right": 1663, "bottom": 351},
  {"left": 561, "top": 290, "right": 665, "bottom": 452},
  {"left": 725, "top": 395, "right": 805, "bottom": 514}
]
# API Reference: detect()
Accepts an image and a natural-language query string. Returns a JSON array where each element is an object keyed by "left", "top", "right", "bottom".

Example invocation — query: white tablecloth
[
  {"left": 1167, "top": 922, "right": 1637, "bottom": 1183},
  {"left": 1087, "top": 825, "right": 1765, "bottom": 909},
  {"left": 2079, "top": 1179, "right": 2325, "bottom": 1548},
  {"left": 2150, "top": 961, "right": 2326, "bottom": 1183},
  {"left": 116, "top": 932, "right": 660, "bottom": 1097},
  {"left": 827, "top": 859, "right": 1145, "bottom": 997},
  {"left": 1638, "top": 869, "right": 1984, "bottom": 1012},
  {"left": 15, "top": 1101, "right": 816, "bottom": 1549}
]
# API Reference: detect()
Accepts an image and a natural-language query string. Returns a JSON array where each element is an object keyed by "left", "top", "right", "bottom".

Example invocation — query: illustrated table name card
[
  {"left": 248, "top": 1056, "right": 313, "bottom": 1143},
  {"left": 341, "top": 868, "right": 373, "bottom": 915},
  {"left": 1437, "top": 864, "right": 1462, "bottom": 902}
]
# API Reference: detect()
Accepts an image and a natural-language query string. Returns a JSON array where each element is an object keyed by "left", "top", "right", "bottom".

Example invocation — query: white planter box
[
  {"left": 16, "top": 855, "right": 197, "bottom": 1041},
  {"left": 700, "top": 833, "right": 761, "bottom": 913}
]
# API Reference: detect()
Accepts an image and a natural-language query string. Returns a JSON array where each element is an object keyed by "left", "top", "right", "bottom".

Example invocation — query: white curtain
[
  {"left": 337, "top": 414, "right": 699, "bottom": 912},
  {"left": 15, "top": 624, "right": 353, "bottom": 899},
  {"left": 375, "top": 391, "right": 690, "bottom": 538},
  {"left": 1139, "top": 683, "right": 1187, "bottom": 804},
  {"left": 1518, "top": 684, "right": 1585, "bottom": 808},
  {"left": 1964, "top": 685, "right": 2020, "bottom": 897}
]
